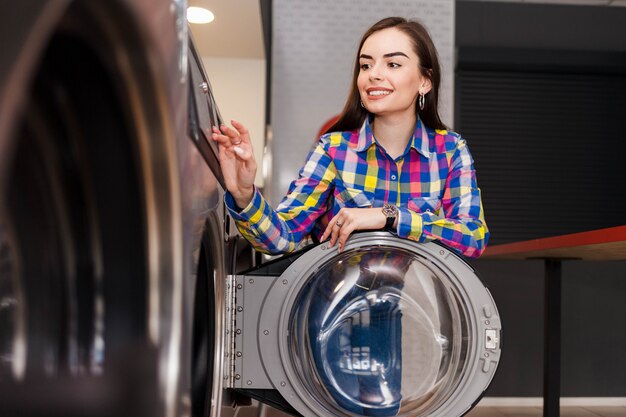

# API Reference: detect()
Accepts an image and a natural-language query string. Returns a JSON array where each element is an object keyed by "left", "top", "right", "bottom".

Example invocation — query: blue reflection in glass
[{"left": 305, "top": 251, "right": 412, "bottom": 416}]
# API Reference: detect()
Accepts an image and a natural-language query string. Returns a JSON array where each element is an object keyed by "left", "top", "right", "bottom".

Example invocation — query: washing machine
[
  {"left": 0, "top": 1, "right": 247, "bottom": 416},
  {"left": 225, "top": 232, "right": 501, "bottom": 417}
]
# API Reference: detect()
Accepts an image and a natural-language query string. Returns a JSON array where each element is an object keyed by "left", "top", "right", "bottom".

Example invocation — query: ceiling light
[{"left": 187, "top": 6, "right": 214, "bottom": 24}]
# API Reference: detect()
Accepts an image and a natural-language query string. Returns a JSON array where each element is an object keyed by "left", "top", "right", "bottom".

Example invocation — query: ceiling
[
  {"left": 188, "top": 0, "right": 265, "bottom": 59},
  {"left": 187, "top": 0, "right": 626, "bottom": 60}
]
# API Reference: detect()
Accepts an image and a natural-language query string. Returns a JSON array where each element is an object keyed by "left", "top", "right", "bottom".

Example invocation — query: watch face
[{"left": 382, "top": 204, "right": 397, "bottom": 217}]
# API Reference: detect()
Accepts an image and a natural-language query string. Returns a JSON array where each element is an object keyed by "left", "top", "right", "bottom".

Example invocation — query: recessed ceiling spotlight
[{"left": 187, "top": 6, "right": 215, "bottom": 24}]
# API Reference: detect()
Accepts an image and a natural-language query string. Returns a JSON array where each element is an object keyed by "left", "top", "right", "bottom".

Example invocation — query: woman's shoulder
[
  {"left": 318, "top": 128, "right": 361, "bottom": 150},
  {"left": 428, "top": 126, "right": 469, "bottom": 153}
]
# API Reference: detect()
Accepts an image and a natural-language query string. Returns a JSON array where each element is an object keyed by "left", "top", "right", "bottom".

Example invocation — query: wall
[
  {"left": 458, "top": 1, "right": 626, "bottom": 398},
  {"left": 457, "top": 1, "right": 626, "bottom": 52},
  {"left": 270, "top": 0, "right": 455, "bottom": 204},
  {"left": 202, "top": 56, "right": 266, "bottom": 187}
]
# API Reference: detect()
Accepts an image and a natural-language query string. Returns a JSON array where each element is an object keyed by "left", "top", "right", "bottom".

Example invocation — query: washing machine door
[{"left": 227, "top": 232, "right": 501, "bottom": 417}]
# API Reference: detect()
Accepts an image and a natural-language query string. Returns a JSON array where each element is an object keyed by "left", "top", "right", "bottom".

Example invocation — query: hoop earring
[
  {"left": 360, "top": 101, "right": 365, "bottom": 108},
  {"left": 418, "top": 93, "right": 425, "bottom": 111}
]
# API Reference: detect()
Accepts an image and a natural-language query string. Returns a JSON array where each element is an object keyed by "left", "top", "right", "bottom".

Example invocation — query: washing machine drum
[{"left": 227, "top": 232, "right": 501, "bottom": 417}]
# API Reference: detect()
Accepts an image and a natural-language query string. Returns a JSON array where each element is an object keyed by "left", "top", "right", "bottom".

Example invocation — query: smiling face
[{"left": 357, "top": 27, "right": 432, "bottom": 121}]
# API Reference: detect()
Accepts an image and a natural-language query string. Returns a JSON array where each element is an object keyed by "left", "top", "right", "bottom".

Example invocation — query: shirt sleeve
[
  {"left": 396, "top": 138, "right": 489, "bottom": 258},
  {"left": 224, "top": 142, "right": 336, "bottom": 254}
]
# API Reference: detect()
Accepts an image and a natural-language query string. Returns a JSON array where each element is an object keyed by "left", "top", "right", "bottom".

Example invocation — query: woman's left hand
[{"left": 321, "top": 207, "right": 388, "bottom": 252}]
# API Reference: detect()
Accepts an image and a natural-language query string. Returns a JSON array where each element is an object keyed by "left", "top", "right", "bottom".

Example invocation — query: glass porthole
[{"left": 288, "top": 246, "right": 472, "bottom": 417}]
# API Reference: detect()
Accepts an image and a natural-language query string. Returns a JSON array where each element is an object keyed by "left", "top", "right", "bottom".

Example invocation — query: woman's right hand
[{"left": 211, "top": 120, "right": 257, "bottom": 209}]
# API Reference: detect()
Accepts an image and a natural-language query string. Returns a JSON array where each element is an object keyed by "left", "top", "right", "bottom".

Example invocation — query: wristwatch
[{"left": 381, "top": 204, "right": 398, "bottom": 231}]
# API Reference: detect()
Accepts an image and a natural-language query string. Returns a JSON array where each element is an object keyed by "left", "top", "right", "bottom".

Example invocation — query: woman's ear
[{"left": 420, "top": 72, "right": 433, "bottom": 95}]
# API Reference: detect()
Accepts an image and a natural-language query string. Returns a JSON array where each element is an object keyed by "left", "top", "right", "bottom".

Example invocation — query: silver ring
[
  {"left": 233, "top": 140, "right": 242, "bottom": 145},
  {"left": 336, "top": 221, "right": 343, "bottom": 227}
]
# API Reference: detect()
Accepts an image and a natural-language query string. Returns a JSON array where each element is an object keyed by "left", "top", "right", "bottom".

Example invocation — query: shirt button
[{"left": 391, "top": 175, "right": 397, "bottom": 180}]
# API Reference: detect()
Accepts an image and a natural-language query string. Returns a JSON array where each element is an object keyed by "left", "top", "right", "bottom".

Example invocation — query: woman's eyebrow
[
  {"left": 384, "top": 52, "right": 409, "bottom": 59},
  {"left": 359, "top": 52, "right": 410, "bottom": 60}
]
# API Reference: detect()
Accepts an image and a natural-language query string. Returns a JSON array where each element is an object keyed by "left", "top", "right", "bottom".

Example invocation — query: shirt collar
[{"left": 355, "top": 115, "right": 431, "bottom": 159}]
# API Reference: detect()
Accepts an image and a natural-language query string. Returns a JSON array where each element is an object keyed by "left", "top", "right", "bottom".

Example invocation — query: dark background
[{"left": 457, "top": 1, "right": 626, "bottom": 397}]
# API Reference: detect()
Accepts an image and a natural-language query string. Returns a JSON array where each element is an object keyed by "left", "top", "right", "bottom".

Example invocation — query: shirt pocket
[
  {"left": 335, "top": 187, "right": 372, "bottom": 208},
  {"left": 408, "top": 195, "right": 442, "bottom": 214}
]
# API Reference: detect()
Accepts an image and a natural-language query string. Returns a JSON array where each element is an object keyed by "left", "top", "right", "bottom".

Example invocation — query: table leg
[{"left": 544, "top": 259, "right": 561, "bottom": 417}]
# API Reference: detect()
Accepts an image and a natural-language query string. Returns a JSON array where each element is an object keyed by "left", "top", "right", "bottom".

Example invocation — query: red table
[{"left": 482, "top": 225, "right": 626, "bottom": 417}]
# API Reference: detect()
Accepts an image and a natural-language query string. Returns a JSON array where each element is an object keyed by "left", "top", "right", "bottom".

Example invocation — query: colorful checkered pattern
[{"left": 225, "top": 117, "right": 489, "bottom": 258}]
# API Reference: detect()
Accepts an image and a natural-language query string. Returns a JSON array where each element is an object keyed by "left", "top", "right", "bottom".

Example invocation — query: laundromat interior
[{"left": 1, "top": 1, "right": 625, "bottom": 417}]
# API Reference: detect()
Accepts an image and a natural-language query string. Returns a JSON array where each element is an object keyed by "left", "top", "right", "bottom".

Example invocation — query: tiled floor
[{"left": 466, "top": 406, "right": 626, "bottom": 417}]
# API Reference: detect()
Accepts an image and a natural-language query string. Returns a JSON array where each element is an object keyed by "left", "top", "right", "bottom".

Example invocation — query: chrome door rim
[{"left": 257, "top": 232, "right": 501, "bottom": 417}]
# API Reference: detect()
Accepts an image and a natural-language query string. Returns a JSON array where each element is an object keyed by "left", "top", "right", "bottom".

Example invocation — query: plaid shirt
[{"left": 225, "top": 117, "right": 489, "bottom": 258}]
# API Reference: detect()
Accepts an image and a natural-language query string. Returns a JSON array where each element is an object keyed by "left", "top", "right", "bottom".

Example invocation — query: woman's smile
[{"left": 366, "top": 87, "right": 393, "bottom": 99}]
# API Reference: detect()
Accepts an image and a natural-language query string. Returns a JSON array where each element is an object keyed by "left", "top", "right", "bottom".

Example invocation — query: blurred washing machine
[
  {"left": 0, "top": 1, "right": 249, "bottom": 416},
  {"left": 225, "top": 232, "right": 501, "bottom": 417}
]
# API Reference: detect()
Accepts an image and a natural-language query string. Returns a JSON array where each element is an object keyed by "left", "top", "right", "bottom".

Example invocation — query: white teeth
[{"left": 368, "top": 90, "right": 391, "bottom": 96}]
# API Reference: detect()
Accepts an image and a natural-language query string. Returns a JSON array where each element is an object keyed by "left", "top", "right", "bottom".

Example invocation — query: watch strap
[
  {"left": 384, "top": 216, "right": 395, "bottom": 230},
  {"left": 382, "top": 204, "right": 397, "bottom": 231}
]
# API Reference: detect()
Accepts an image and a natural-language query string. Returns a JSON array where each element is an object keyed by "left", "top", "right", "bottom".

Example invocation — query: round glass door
[{"left": 288, "top": 246, "right": 473, "bottom": 417}]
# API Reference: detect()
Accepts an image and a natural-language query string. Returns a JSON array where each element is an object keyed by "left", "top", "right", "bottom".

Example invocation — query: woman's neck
[{"left": 371, "top": 112, "right": 417, "bottom": 159}]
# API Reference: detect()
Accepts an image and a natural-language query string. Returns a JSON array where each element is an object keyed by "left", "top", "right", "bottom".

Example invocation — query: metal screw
[
  {"left": 227, "top": 284, "right": 230, "bottom": 289},
  {"left": 263, "top": 330, "right": 269, "bottom": 335},
  {"left": 249, "top": 279, "right": 254, "bottom": 284},
  {"left": 321, "top": 245, "right": 326, "bottom": 250},
  {"left": 280, "top": 381, "right": 286, "bottom": 387},
  {"left": 226, "top": 329, "right": 230, "bottom": 334},
  {"left": 484, "top": 353, "right": 489, "bottom": 358},
  {"left": 282, "top": 279, "right": 288, "bottom": 285},
  {"left": 485, "top": 320, "right": 490, "bottom": 325},
  {"left": 237, "top": 284, "right": 243, "bottom": 290},
  {"left": 237, "top": 306, "right": 243, "bottom": 312},
  {"left": 200, "top": 82, "right": 209, "bottom": 94},
  {"left": 247, "top": 380, "right": 252, "bottom": 386},
  {"left": 439, "top": 250, "right": 445, "bottom": 255},
  {"left": 236, "top": 329, "right": 242, "bottom": 335},
  {"left": 235, "top": 374, "right": 241, "bottom": 380},
  {"left": 236, "top": 351, "right": 242, "bottom": 357}
]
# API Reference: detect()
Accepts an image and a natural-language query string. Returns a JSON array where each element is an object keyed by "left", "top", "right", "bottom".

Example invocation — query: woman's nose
[{"left": 369, "top": 65, "right": 383, "bottom": 81}]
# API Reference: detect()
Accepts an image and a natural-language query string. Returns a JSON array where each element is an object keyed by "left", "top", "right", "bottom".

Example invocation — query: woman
[{"left": 212, "top": 17, "right": 488, "bottom": 258}]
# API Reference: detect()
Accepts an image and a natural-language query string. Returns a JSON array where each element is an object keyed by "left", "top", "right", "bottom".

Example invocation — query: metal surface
[
  {"left": 544, "top": 259, "right": 562, "bottom": 417},
  {"left": 233, "top": 232, "right": 502, "bottom": 417},
  {"left": 229, "top": 275, "right": 276, "bottom": 389},
  {"left": 0, "top": 0, "right": 247, "bottom": 416}
]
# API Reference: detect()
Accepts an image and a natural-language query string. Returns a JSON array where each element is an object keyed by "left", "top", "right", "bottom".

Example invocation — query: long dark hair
[{"left": 325, "top": 17, "right": 447, "bottom": 134}]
